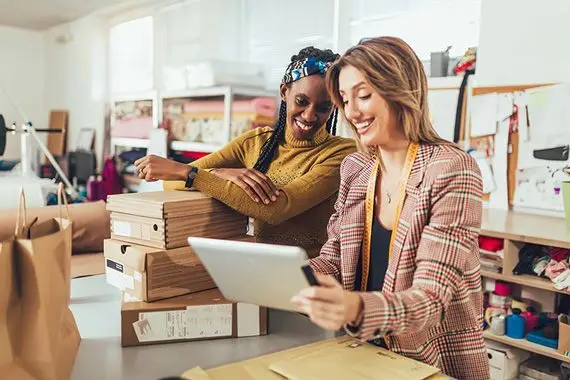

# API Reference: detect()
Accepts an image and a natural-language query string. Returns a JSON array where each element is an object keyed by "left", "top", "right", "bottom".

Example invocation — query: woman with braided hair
[{"left": 135, "top": 46, "right": 356, "bottom": 258}]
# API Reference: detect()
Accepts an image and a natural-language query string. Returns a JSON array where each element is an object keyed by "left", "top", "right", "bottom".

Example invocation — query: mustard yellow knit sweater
[{"left": 164, "top": 126, "right": 356, "bottom": 258}]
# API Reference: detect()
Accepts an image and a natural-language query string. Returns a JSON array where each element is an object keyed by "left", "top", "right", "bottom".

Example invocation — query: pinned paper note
[
  {"left": 488, "top": 120, "right": 510, "bottom": 210},
  {"left": 514, "top": 91, "right": 529, "bottom": 141},
  {"left": 475, "top": 157, "right": 497, "bottom": 194},
  {"left": 470, "top": 93, "right": 499, "bottom": 137}
]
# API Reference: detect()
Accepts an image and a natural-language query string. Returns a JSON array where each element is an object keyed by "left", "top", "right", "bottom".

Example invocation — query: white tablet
[{"left": 187, "top": 237, "right": 317, "bottom": 312}]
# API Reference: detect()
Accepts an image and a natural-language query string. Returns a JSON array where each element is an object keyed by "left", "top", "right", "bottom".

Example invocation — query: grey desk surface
[{"left": 70, "top": 275, "right": 334, "bottom": 380}]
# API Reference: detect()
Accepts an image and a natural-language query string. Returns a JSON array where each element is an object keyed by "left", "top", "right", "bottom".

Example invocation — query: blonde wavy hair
[{"left": 325, "top": 36, "right": 449, "bottom": 155}]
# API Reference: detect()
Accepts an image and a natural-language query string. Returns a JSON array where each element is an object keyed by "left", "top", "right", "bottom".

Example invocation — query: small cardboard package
[
  {"left": 181, "top": 337, "right": 443, "bottom": 380},
  {"left": 106, "top": 191, "right": 247, "bottom": 249},
  {"left": 104, "top": 238, "right": 216, "bottom": 302},
  {"left": 558, "top": 314, "right": 570, "bottom": 357},
  {"left": 121, "top": 288, "right": 268, "bottom": 347}
]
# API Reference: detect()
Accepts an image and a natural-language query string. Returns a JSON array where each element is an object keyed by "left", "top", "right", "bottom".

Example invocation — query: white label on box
[
  {"left": 133, "top": 304, "right": 233, "bottom": 343},
  {"left": 134, "top": 271, "right": 142, "bottom": 282},
  {"left": 134, "top": 310, "right": 188, "bottom": 342},
  {"left": 105, "top": 259, "right": 134, "bottom": 290},
  {"left": 113, "top": 220, "right": 132, "bottom": 237},
  {"left": 186, "top": 304, "right": 232, "bottom": 339},
  {"left": 237, "top": 303, "right": 260, "bottom": 337}
]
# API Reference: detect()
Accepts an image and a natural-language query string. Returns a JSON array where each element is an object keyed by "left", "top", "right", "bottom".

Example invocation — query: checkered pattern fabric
[
  {"left": 281, "top": 57, "right": 333, "bottom": 84},
  {"left": 310, "top": 144, "right": 490, "bottom": 380}
]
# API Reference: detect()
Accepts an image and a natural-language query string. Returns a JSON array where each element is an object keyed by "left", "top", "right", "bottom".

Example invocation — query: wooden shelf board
[
  {"left": 483, "top": 331, "right": 568, "bottom": 363},
  {"left": 481, "top": 209, "right": 570, "bottom": 249},
  {"left": 481, "top": 270, "right": 567, "bottom": 295}
]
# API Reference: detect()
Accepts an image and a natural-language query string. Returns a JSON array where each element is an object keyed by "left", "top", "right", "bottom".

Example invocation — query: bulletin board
[{"left": 469, "top": 83, "right": 555, "bottom": 205}]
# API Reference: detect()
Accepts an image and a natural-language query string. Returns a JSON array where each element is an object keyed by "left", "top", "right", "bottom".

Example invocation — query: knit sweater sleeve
[
  {"left": 193, "top": 139, "right": 355, "bottom": 225},
  {"left": 163, "top": 128, "right": 269, "bottom": 191}
]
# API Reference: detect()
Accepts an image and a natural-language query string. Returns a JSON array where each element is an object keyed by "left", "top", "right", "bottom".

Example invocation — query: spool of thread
[
  {"left": 490, "top": 314, "right": 506, "bottom": 335},
  {"left": 485, "top": 306, "right": 507, "bottom": 326},
  {"left": 495, "top": 281, "right": 511, "bottom": 296},
  {"left": 489, "top": 292, "right": 511, "bottom": 308}
]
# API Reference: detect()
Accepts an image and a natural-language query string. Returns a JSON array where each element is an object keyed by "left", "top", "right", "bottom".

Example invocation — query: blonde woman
[{"left": 292, "top": 37, "right": 489, "bottom": 380}]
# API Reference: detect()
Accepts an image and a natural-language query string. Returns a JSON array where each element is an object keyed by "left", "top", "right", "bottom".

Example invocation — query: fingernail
[
  {"left": 271, "top": 196, "right": 276, "bottom": 201},
  {"left": 264, "top": 199, "right": 269, "bottom": 204},
  {"left": 255, "top": 198, "right": 259, "bottom": 203}
]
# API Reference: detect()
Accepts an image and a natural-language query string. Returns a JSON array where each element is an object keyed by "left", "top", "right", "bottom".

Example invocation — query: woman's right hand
[
  {"left": 211, "top": 168, "right": 280, "bottom": 204},
  {"left": 134, "top": 155, "right": 191, "bottom": 182}
]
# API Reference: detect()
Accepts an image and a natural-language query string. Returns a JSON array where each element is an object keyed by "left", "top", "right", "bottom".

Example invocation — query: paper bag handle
[
  {"left": 15, "top": 187, "right": 27, "bottom": 237},
  {"left": 57, "top": 183, "right": 70, "bottom": 222}
]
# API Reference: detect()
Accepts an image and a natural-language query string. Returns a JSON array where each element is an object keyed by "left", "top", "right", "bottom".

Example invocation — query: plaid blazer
[{"left": 310, "top": 144, "right": 490, "bottom": 380}]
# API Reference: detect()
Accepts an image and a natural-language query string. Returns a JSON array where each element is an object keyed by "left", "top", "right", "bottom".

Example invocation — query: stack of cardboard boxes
[{"left": 103, "top": 190, "right": 268, "bottom": 347}]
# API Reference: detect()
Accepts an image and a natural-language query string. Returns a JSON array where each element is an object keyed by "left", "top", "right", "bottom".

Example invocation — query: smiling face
[
  {"left": 338, "top": 65, "right": 406, "bottom": 148},
  {"left": 280, "top": 75, "right": 334, "bottom": 141}
]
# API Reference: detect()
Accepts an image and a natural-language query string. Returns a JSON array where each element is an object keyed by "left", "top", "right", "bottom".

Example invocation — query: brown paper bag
[{"left": 0, "top": 184, "right": 80, "bottom": 380}]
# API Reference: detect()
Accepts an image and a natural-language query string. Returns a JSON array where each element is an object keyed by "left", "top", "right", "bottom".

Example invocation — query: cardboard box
[
  {"left": 181, "top": 337, "right": 444, "bottom": 380},
  {"left": 121, "top": 288, "right": 268, "bottom": 347},
  {"left": 486, "top": 341, "right": 530, "bottom": 380},
  {"left": 104, "top": 238, "right": 217, "bottom": 302},
  {"left": 559, "top": 318, "right": 570, "bottom": 357},
  {"left": 109, "top": 210, "right": 246, "bottom": 249},
  {"left": 107, "top": 191, "right": 248, "bottom": 249}
]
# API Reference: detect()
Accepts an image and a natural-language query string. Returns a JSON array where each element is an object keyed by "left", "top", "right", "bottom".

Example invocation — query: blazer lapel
[
  {"left": 339, "top": 157, "right": 375, "bottom": 291},
  {"left": 382, "top": 144, "right": 433, "bottom": 293}
]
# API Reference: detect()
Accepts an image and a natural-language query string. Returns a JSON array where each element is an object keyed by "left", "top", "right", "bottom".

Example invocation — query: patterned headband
[{"left": 281, "top": 57, "right": 333, "bottom": 84}]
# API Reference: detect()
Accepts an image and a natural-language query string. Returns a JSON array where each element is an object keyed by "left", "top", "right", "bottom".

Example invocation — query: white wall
[
  {"left": 43, "top": 15, "right": 108, "bottom": 167},
  {"left": 476, "top": 0, "right": 570, "bottom": 86},
  {"left": 0, "top": 25, "right": 45, "bottom": 159}
]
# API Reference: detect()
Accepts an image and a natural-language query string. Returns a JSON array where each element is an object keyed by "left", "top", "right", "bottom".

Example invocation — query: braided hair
[{"left": 253, "top": 46, "right": 340, "bottom": 173}]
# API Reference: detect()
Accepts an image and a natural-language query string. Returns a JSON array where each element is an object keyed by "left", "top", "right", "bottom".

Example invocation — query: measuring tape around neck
[{"left": 360, "top": 142, "right": 419, "bottom": 291}]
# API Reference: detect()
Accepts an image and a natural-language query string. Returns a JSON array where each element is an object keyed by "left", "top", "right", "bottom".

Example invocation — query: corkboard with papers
[{"left": 469, "top": 83, "right": 554, "bottom": 206}]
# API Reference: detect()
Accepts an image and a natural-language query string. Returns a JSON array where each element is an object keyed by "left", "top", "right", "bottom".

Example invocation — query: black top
[{"left": 354, "top": 217, "right": 392, "bottom": 291}]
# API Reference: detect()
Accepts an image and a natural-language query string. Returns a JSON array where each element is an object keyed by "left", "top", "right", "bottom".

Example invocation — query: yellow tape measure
[{"left": 360, "top": 143, "right": 419, "bottom": 292}]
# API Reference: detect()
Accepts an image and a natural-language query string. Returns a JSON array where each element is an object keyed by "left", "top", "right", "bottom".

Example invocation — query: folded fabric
[
  {"left": 532, "top": 256, "right": 551, "bottom": 276},
  {"left": 549, "top": 247, "right": 570, "bottom": 262},
  {"left": 545, "top": 260, "right": 569, "bottom": 281}
]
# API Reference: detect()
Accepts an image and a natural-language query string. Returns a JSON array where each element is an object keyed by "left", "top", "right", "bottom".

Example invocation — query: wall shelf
[
  {"left": 481, "top": 270, "right": 566, "bottom": 295},
  {"left": 483, "top": 331, "right": 568, "bottom": 363},
  {"left": 110, "top": 137, "right": 221, "bottom": 153},
  {"left": 170, "top": 141, "right": 222, "bottom": 153},
  {"left": 110, "top": 137, "right": 150, "bottom": 149},
  {"left": 480, "top": 209, "right": 570, "bottom": 362},
  {"left": 160, "top": 86, "right": 275, "bottom": 99}
]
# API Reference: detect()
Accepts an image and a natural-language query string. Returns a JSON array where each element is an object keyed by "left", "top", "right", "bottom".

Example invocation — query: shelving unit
[
  {"left": 483, "top": 331, "right": 570, "bottom": 364},
  {"left": 480, "top": 208, "right": 570, "bottom": 363},
  {"left": 110, "top": 138, "right": 222, "bottom": 154},
  {"left": 110, "top": 85, "right": 277, "bottom": 156}
]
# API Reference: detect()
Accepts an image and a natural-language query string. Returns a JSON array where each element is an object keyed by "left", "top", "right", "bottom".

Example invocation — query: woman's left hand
[{"left": 291, "top": 273, "right": 363, "bottom": 331}]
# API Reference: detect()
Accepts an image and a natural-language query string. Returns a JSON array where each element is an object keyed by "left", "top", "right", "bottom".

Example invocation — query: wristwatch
[{"left": 185, "top": 166, "right": 199, "bottom": 188}]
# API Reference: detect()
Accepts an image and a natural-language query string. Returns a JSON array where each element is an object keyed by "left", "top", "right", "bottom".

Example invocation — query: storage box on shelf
[
  {"left": 480, "top": 208, "right": 570, "bottom": 363},
  {"left": 109, "top": 86, "right": 278, "bottom": 155},
  {"left": 161, "top": 86, "right": 277, "bottom": 153},
  {"left": 486, "top": 341, "right": 530, "bottom": 380},
  {"left": 110, "top": 91, "right": 158, "bottom": 140}
]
